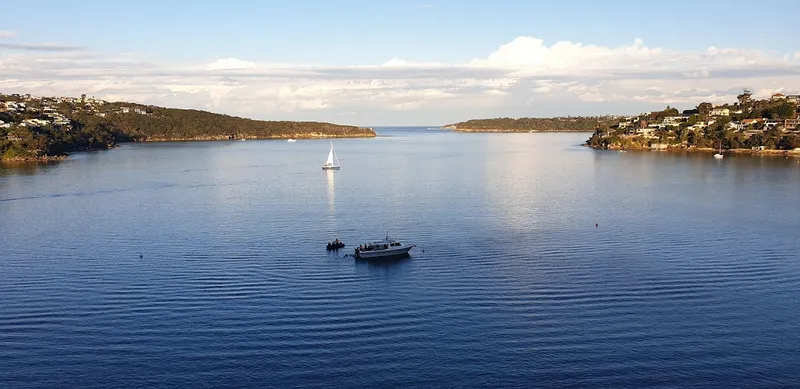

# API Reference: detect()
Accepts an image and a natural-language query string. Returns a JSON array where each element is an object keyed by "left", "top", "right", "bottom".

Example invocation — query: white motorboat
[
  {"left": 354, "top": 233, "right": 415, "bottom": 259},
  {"left": 287, "top": 138, "right": 296, "bottom": 142},
  {"left": 322, "top": 141, "right": 341, "bottom": 170}
]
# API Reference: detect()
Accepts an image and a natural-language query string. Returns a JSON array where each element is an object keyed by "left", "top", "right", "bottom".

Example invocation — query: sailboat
[
  {"left": 713, "top": 140, "right": 724, "bottom": 159},
  {"left": 322, "top": 141, "right": 341, "bottom": 170}
]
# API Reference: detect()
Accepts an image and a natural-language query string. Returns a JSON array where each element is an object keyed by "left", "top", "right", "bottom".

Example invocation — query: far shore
[{"left": 448, "top": 128, "right": 595, "bottom": 133}]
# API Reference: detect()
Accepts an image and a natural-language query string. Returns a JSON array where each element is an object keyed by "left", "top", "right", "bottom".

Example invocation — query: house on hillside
[
  {"left": 709, "top": 107, "right": 730, "bottom": 116},
  {"left": 663, "top": 116, "right": 686, "bottom": 125},
  {"left": 771, "top": 93, "right": 786, "bottom": 101},
  {"left": 741, "top": 118, "right": 764, "bottom": 127},
  {"left": 764, "top": 119, "right": 781, "bottom": 129},
  {"left": 786, "top": 95, "right": 800, "bottom": 104},
  {"left": 637, "top": 127, "right": 656, "bottom": 138}
]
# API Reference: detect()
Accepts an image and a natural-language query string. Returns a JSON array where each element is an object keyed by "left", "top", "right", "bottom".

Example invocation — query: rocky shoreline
[
  {"left": 450, "top": 127, "right": 595, "bottom": 133},
  {"left": 588, "top": 143, "right": 800, "bottom": 156},
  {"left": 1, "top": 155, "right": 69, "bottom": 163},
  {"left": 140, "top": 131, "right": 376, "bottom": 142},
  {"left": 1, "top": 131, "right": 376, "bottom": 163}
]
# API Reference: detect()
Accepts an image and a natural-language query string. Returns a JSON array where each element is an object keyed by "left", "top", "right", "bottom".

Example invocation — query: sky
[{"left": 2, "top": 0, "right": 800, "bottom": 126}]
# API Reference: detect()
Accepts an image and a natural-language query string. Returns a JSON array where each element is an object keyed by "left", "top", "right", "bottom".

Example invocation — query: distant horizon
[{"left": 2, "top": 0, "right": 799, "bottom": 125}]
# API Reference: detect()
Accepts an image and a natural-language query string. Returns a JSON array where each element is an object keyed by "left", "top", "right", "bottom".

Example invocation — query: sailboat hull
[{"left": 322, "top": 165, "right": 340, "bottom": 170}]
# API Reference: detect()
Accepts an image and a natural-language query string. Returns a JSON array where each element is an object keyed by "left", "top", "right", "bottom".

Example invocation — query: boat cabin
[{"left": 358, "top": 240, "right": 403, "bottom": 252}]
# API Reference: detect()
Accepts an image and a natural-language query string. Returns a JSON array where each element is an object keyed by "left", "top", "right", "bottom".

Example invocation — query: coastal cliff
[{"left": 1, "top": 94, "right": 375, "bottom": 161}]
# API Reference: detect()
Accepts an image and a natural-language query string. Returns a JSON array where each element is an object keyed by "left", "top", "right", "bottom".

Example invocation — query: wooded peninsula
[
  {"left": 444, "top": 116, "right": 617, "bottom": 132},
  {"left": 1, "top": 93, "right": 375, "bottom": 161}
]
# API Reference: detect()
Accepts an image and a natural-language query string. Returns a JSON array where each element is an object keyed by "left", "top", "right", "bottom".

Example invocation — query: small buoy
[
  {"left": 596, "top": 223, "right": 598, "bottom": 228},
  {"left": 139, "top": 254, "right": 143, "bottom": 258}
]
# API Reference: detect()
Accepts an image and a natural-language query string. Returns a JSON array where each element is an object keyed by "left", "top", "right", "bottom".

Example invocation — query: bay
[{"left": 2, "top": 128, "right": 800, "bottom": 388}]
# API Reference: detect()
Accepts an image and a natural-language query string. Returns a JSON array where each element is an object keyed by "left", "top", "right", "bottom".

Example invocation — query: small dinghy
[{"left": 326, "top": 239, "right": 345, "bottom": 250}]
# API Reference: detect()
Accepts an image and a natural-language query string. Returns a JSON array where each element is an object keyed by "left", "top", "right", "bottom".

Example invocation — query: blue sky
[{"left": 1, "top": 0, "right": 799, "bottom": 125}]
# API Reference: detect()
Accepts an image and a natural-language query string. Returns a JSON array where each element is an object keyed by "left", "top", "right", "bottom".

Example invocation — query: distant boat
[
  {"left": 240, "top": 138, "right": 246, "bottom": 141},
  {"left": 354, "top": 232, "right": 415, "bottom": 259},
  {"left": 322, "top": 141, "right": 341, "bottom": 170},
  {"left": 287, "top": 138, "right": 296, "bottom": 142},
  {"left": 714, "top": 140, "right": 724, "bottom": 159}
]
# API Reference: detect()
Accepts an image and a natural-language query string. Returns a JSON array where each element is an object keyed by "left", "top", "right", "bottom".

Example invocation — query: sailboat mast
[{"left": 331, "top": 141, "right": 339, "bottom": 165}]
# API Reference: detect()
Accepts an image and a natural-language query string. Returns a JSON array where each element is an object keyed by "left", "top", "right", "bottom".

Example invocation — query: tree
[
  {"left": 737, "top": 89, "right": 752, "bottom": 107},
  {"left": 697, "top": 102, "right": 713, "bottom": 116},
  {"left": 773, "top": 102, "right": 797, "bottom": 119},
  {"left": 777, "top": 134, "right": 800, "bottom": 150}
]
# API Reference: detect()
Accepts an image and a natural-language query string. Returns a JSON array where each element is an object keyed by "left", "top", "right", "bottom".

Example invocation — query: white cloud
[
  {"left": 206, "top": 58, "right": 256, "bottom": 70},
  {"left": 0, "top": 30, "right": 16, "bottom": 38},
  {"left": 1, "top": 35, "right": 799, "bottom": 125},
  {"left": 0, "top": 42, "right": 84, "bottom": 51}
]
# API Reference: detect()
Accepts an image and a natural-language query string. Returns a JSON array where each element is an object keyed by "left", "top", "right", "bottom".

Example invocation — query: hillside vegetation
[
  {"left": 445, "top": 116, "right": 618, "bottom": 132},
  {"left": 1, "top": 94, "right": 374, "bottom": 161}
]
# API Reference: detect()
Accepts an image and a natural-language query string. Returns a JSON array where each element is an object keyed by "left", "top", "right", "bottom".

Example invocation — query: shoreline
[
  {"left": 450, "top": 128, "right": 595, "bottom": 133},
  {"left": 587, "top": 144, "right": 800, "bottom": 157},
  {"left": 1, "top": 155, "right": 69, "bottom": 163},
  {"left": 138, "top": 132, "right": 375, "bottom": 142},
  {"left": 1, "top": 133, "right": 376, "bottom": 163}
]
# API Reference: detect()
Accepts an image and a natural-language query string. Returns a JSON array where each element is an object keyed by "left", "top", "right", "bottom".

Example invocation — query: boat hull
[
  {"left": 322, "top": 165, "right": 340, "bottom": 170},
  {"left": 355, "top": 245, "right": 414, "bottom": 259}
]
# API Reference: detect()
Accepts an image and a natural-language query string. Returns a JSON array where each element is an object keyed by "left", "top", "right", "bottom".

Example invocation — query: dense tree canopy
[{"left": 447, "top": 116, "right": 617, "bottom": 132}]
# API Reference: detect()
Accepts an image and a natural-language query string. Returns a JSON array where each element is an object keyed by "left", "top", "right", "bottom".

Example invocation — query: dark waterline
[{"left": 2, "top": 128, "right": 800, "bottom": 388}]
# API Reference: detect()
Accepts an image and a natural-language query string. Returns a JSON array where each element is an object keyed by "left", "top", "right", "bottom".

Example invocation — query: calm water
[{"left": 2, "top": 128, "right": 800, "bottom": 388}]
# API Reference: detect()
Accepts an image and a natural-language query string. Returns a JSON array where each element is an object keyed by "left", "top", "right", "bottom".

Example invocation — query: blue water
[{"left": 2, "top": 128, "right": 800, "bottom": 388}]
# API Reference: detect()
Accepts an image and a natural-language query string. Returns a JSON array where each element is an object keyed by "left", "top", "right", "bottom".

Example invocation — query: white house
[
  {"left": 637, "top": 127, "right": 656, "bottom": 137},
  {"left": 663, "top": 116, "right": 686, "bottom": 125},
  {"left": 709, "top": 107, "right": 730, "bottom": 116}
]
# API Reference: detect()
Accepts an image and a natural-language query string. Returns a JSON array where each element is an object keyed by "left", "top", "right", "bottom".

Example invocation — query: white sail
[
  {"left": 326, "top": 147, "right": 335, "bottom": 165},
  {"left": 323, "top": 142, "right": 340, "bottom": 169}
]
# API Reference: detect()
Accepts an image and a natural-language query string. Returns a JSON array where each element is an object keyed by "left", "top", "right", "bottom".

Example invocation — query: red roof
[{"left": 772, "top": 93, "right": 785, "bottom": 97}]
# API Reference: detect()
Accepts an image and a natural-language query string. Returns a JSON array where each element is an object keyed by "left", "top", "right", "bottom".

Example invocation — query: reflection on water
[
  {"left": 325, "top": 170, "right": 337, "bottom": 238},
  {"left": 0, "top": 160, "right": 62, "bottom": 177},
  {"left": 355, "top": 256, "right": 411, "bottom": 272},
  {"left": 326, "top": 169, "right": 335, "bottom": 212}
]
